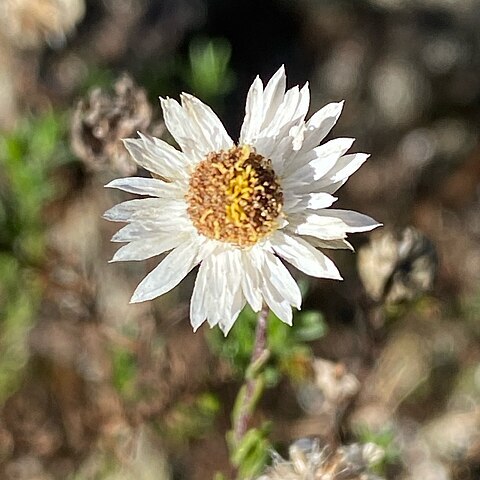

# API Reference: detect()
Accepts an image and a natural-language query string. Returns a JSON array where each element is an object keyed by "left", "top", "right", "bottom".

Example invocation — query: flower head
[{"left": 104, "top": 66, "right": 381, "bottom": 335}]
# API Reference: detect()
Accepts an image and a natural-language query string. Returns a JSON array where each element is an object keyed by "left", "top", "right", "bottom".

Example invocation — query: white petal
[
  {"left": 137, "top": 132, "right": 192, "bottom": 172},
  {"left": 203, "top": 255, "right": 223, "bottom": 328},
  {"left": 240, "top": 249, "right": 264, "bottom": 312},
  {"left": 240, "top": 67, "right": 308, "bottom": 147},
  {"left": 198, "top": 252, "right": 223, "bottom": 328},
  {"left": 306, "top": 192, "right": 338, "bottom": 210},
  {"left": 132, "top": 201, "right": 189, "bottom": 223},
  {"left": 284, "top": 192, "right": 337, "bottom": 214},
  {"left": 299, "top": 101, "right": 344, "bottom": 153},
  {"left": 319, "top": 152, "right": 369, "bottom": 187},
  {"left": 190, "top": 260, "right": 210, "bottom": 331},
  {"left": 261, "top": 65, "right": 287, "bottom": 127},
  {"left": 107, "top": 203, "right": 191, "bottom": 239},
  {"left": 130, "top": 240, "right": 201, "bottom": 303},
  {"left": 311, "top": 209, "right": 382, "bottom": 232},
  {"left": 110, "top": 233, "right": 189, "bottom": 262},
  {"left": 254, "top": 87, "right": 310, "bottom": 163},
  {"left": 213, "top": 250, "right": 244, "bottom": 335},
  {"left": 180, "top": 93, "right": 234, "bottom": 152},
  {"left": 261, "top": 85, "right": 300, "bottom": 138},
  {"left": 261, "top": 277, "right": 293, "bottom": 326},
  {"left": 289, "top": 152, "right": 370, "bottom": 195},
  {"left": 123, "top": 136, "right": 189, "bottom": 180},
  {"left": 190, "top": 251, "right": 222, "bottom": 330},
  {"left": 309, "top": 137, "right": 355, "bottom": 175},
  {"left": 265, "top": 137, "right": 295, "bottom": 174},
  {"left": 283, "top": 138, "right": 355, "bottom": 183},
  {"left": 296, "top": 82, "right": 310, "bottom": 122},
  {"left": 112, "top": 217, "right": 185, "bottom": 242},
  {"left": 103, "top": 198, "right": 164, "bottom": 222},
  {"left": 219, "top": 285, "right": 246, "bottom": 336},
  {"left": 160, "top": 97, "right": 207, "bottom": 162},
  {"left": 263, "top": 252, "right": 302, "bottom": 309},
  {"left": 290, "top": 212, "right": 349, "bottom": 240},
  {"left": 240, "top": 76, "right": 264, "bottom": 144},
  {"left": 270, "top": 231, "right": 343, "bottom": 280},
  {"left": 256, "top": 137, "right": 289, "bottom": 165},
  {"left": 199, "top": 249, "right": 245, "bottom": 333},
  {"left": 305, "top": 236, "right": 354, "bottom": 250},
  {"left": 271, "top": 83, "right": 310, "bottom": 135},
  {"left": 105, "top": 177, "right": 184, "bottom": 198},
  {"left": 111, "top": 223, "right": 150, "bottom": 242}
]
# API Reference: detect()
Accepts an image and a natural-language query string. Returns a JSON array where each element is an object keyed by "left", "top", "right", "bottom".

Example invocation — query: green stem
[{"left": 233, "top": 304, "right": 270, "bottom": 443}]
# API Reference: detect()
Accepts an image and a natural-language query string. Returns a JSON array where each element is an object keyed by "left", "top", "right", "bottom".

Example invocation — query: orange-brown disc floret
[{"left": 186, "top": 145, "right": 283, "bottom": 247}]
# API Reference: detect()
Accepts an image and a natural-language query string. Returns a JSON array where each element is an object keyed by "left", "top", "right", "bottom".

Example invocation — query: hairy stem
[{"left": 234, "top": 303, "right": 270, "bottom": 442}]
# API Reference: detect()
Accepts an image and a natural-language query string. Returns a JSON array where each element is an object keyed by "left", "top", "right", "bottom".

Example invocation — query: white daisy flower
[{"left": 104, "top": 66, "right": 381, "bottom": 335}]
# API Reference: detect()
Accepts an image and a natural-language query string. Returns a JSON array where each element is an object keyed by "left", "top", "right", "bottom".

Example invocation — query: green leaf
[
  {"left": 293, "top": 311, "right": 327, "bottom": 342},
  {"left": 229, "top": 425, "right": 271, "bottom": 479}
]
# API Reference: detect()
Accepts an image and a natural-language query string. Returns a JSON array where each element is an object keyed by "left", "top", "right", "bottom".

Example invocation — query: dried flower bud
[
  {"left": 0, "top": 0, "right": 85, "bottom": 49},
  {"left": 357, "top": 227, "right": 437, "bottom": 304},
  {"left": 71, "top": 75, "right": 153, "bottom": 175},
  {"left": 257, "top": 438, "right": 384, "bottom": 480},
  {"left": 298, "top": 359, "right": 360, "bottom": 415}
]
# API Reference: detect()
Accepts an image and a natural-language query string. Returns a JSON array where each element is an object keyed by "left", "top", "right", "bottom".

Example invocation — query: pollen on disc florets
[{"left": 186, "top": 145, "right": 283, "bottom": 247}]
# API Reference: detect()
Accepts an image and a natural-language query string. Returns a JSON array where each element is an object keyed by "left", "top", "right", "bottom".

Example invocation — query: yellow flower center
[{"left": 186, "top": 145, "right": 283, "bottom": 247}]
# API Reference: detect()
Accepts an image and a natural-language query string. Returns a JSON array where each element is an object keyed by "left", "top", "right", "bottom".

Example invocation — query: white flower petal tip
[
  {"left": 105, "top": 66, "right": 380, "bottom": 334},
  {"left": 191, "top": 322, "right": 204, "bottom": 334},
  {"left": 370, "top": 222, "right": 383, "bottom": 231},
  {"left": 129, "top": 293, "right": 145, "bottom": 304},
  {"left": 220, "top": 323, "right": 235, "bottom": 337},
  {"left": 129, "top": 294, "right": 154, "bottom": 305}
]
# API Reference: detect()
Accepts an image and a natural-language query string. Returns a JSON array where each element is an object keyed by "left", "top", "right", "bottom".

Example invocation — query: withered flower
[
  {"left": 257, "top": 438, "right": 384, "bottom": 480},
  {"left": 71, "top": 75, "right": 153, "bottom": 175}
]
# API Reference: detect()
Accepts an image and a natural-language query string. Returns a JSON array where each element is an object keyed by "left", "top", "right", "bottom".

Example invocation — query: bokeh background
[{"left": 1, "top": 0, "right": 480, "bottom": 479}]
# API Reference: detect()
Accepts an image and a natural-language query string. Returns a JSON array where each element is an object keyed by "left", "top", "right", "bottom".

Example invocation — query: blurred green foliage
[
  {"left": 78, "top": 66, "right": 117, "bottom": 95},
  {"left": 0, "top": 255, "right": 40, "bottom": 400},
  {"left": 356, "top": 425, "right": 399, "bottom": 476},
  {"left": 210, "top": 304, "right": 326, "bottom": 479},
  {"left": 461, "top": 290, "right": 480, "bottom": 338},
  {"left": 111, "top": 346, "right": 139, "bottom": 401},
  {"left": 227, "top": 424, "right": 271, "bottom": 480},
  {"left": 70, "top": 434, "right": 170, "bottom": 480},
  {"left": 0, "top": 111, "right": 70, "bottom": 262},
  {"left": 160, "top": 392, "right": 220, "bottom": 445},
  {"left": 208, "top": 306, "right": 326, "bottom": 386},
  {"left": 0, "top": 111, "right": 70, "bottom": 402},
  {"left": 139, "top": 36, "right": 234, "bottom": 110},
  {"left": 183, "top": 37, "right": 235, "bottom": 103}
]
